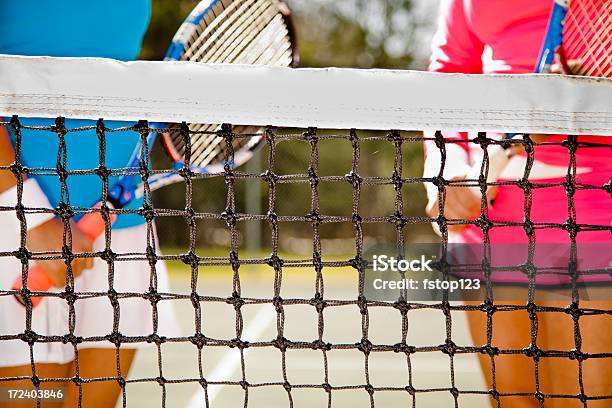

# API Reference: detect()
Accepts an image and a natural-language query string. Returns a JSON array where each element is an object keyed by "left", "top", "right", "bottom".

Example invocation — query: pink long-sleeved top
[{"left": 424, "top": 0, "right": 612, "bottom": 284}]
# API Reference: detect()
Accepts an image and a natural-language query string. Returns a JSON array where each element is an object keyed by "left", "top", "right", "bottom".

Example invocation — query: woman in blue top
[{"left": 0, "top": 2, "right": 180, "bottom": 407}]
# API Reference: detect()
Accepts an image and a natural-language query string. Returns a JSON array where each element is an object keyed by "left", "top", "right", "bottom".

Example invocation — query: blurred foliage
[
  {"left": 153, "top": 129, "right": 432, "bottom": 251},
  {"left": 140, "top": 0, "right": 200, "bottom": 60},
  {"left": 291, "top": 0, "right": 424, "bottom": 68},
  {"left": 142, "top": 0, "right": 435, "bottom": 249}
]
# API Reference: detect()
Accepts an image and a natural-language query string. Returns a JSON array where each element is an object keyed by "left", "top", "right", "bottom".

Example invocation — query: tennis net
[{"left": 0, "top": 55, "right": 611, "bottom": 408}]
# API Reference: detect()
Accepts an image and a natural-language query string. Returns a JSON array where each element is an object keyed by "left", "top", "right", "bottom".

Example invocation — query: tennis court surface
[{"left": 1, "top": 55, "right": 611, "bottom": 407}]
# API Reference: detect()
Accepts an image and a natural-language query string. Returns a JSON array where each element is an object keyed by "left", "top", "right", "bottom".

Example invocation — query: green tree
[{"left": 140, "top": 0, "right": 200, "bottom": 60}]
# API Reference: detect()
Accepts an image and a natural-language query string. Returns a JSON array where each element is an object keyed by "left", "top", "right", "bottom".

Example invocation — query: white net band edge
[{"left": 1, "top": 54, "right": 611, "bottom": 135}]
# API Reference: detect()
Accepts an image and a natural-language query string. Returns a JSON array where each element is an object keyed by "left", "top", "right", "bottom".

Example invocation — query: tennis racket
[
  {"left": 467, "top": 0, "right": 611, "bottom": 197},
  {"left": 536, "top": 0, "right": 611, "bottom": 77},
  {"left": 14, "top": 0, "right": 299, "bottom": 307}
]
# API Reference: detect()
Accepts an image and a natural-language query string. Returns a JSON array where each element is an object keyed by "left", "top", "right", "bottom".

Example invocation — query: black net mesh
[{"left": 0, "top": 116, "right": 611, "bottom": 408}]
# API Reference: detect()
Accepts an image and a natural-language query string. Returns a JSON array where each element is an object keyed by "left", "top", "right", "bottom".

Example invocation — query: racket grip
[
  {"left": 467, "top": 144, "right": 510, "bottom": 198},
  {"left": 12, "top": 206, "right": 117, "bottom": 307}
]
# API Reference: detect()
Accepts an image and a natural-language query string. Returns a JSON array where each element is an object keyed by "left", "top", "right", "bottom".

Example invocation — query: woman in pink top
[{"left": 424, "top": 1, "right": 612, "bottom": 406}]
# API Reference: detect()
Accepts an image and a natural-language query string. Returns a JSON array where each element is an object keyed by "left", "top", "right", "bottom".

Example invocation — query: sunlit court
[{"left": 0, "top": 0, "right": 610, "bottom": 407}]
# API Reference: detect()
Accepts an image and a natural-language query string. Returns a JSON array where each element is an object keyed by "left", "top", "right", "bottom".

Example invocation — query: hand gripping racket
[
  {"left": 14, "top": 0, "right": 299, "bottom": 307},
  {"left": 467, "top": 0, "right": 611, "bottom": 197}
]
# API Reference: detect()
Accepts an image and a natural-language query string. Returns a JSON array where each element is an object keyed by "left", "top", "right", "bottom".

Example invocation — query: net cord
[{"left": 1, "top": 55, "right": 611, "bottom": 135}]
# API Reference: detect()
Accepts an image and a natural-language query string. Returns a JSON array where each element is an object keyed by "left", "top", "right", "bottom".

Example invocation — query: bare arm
[{"left": 1, "top": 121, "right": 94, "bottom": 286}]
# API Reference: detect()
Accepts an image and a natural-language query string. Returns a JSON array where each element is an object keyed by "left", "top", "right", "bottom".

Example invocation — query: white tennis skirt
[{"left": 0, "top": 222, "right": 181, "bottom": 367}]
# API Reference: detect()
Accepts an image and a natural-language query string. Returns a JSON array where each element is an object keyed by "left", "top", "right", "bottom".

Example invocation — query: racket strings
[
  {"left": 241, "top": 15, "right": 293, "bottom": 65},
  {"left": 196, "top": 2, "right": 279, "bottom": 63},
  {"left": 562, "top": 0, "right": 611, "bottom": 77},
  {"left": 190, "top": 125, "right": 226, "bottom": 167},
  {"left": 573, "top": 2, "right": 611, "bottom": 76},
  {"left": 212, "top": 12, "right": 289, "bottom": 65},
  {"left": 193, "top": 126, "right": 260, "bottom": 169},
  {"left": 191, "top": 0, "right": 266, "bottom": 61},
  {"left": 182, "top": 0, "right": 292, "bottom": 67},
  {"left": 183, "top": 0, "right": 271, "bottom": 62},
  {"left": 184, "top": 125, "right": 258, "bottom": 169},
  {"left": 182, "top": 0, "right": 239, "bottom": 60},
  {"left": 165, "top": 124, "right": 257, "bottom": 170},
  {"left": 174, "top": 124, "right": 216, "bottom": 165},
  {"left": 190, "top": 2, "right": 267, "bottom": 62}
]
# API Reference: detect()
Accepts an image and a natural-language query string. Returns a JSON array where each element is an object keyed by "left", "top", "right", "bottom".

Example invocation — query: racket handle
[
  {"left": 12, "top": 206, "right": 117, "bottom": 307},
  {"left": 467, "top": 144, "right": 510, "bottom": 198}
]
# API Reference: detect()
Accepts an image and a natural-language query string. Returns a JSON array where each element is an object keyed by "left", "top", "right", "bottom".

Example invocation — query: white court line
[{"left": 187, "top": 305, "right": 275, "bottom": 407}]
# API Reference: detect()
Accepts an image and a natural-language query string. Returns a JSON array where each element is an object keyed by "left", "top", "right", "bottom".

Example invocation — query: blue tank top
[{"left": 1, "top": 0, "right": 151, "bottom": 228}]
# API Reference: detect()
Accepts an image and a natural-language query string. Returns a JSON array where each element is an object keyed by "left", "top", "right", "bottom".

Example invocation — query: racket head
[
  {"left": 536, "top": 0, "right": 611, "bottom": 77},
  {"left": 560, "top": 0, "right": 611, "bottom": 77},
  {"left": 165, "top": 0, "right": 299, "bottom": 66},
  {"left": 160, "top": 0, "right": 299, "bottom": 173}
]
